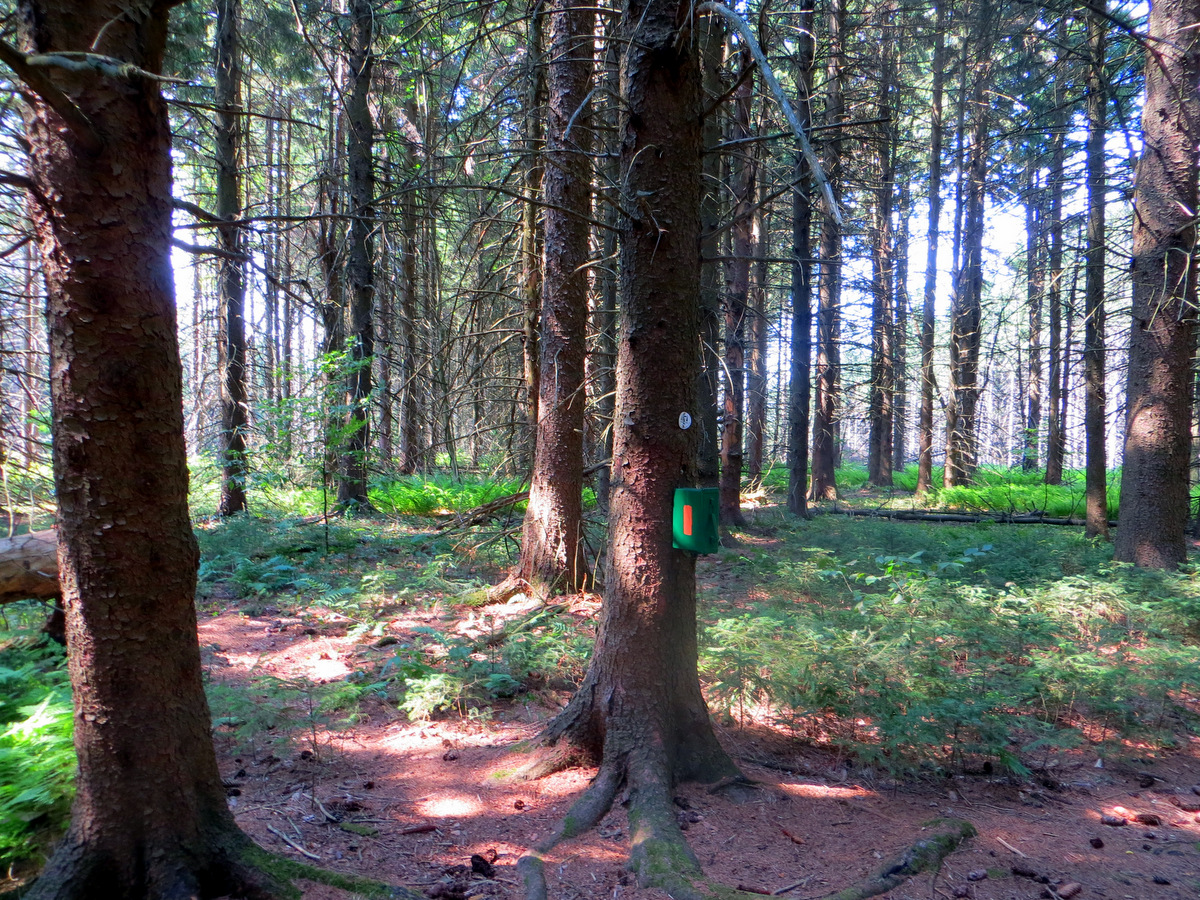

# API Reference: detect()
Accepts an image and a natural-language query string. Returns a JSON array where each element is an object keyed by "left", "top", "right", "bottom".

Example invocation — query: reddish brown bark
[
  {"left": 1114, "top": 0, "right": 1200, "bottom": 568},
  {"left": 19, "top": 2, "right": 280, "bottom": 897},
  {"left": 515, "top": 0, "right": 593, "bottom": 593},
  {"left": 537, "top": 7, "right": 738, "bottom": 881}
]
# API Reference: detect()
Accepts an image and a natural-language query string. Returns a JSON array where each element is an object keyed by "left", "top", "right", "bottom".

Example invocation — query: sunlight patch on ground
[
  {"left": 777, "top": 782, "right": 873, "bottom": 800},
  {"left": 418, "top": 795, "right": 482, "bottom": 818}
]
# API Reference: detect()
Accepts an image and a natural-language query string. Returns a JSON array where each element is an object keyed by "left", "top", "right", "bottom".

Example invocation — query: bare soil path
[{"left": 200, "top": 601, "right": 1200, "bottom": 900}]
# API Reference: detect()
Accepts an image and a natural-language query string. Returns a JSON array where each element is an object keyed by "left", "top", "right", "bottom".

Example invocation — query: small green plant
[{"left": 0, "top": 643, "right": 74, "bottom": 867}]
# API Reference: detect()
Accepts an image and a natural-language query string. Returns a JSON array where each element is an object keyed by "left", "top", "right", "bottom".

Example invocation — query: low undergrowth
[
  {"left": 700, "top": 514, "right": 1200, "bottom": 774},
  {"left": 0, "top": 626, "right": 73, "bottom": 869}
]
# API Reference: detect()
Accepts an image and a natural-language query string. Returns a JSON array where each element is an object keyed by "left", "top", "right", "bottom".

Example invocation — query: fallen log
[
  {"left": 819, "top": 506, "right": 1117, "bottom": 527},
  {"left": 0, "top": 528, "right": 59, "bottom": 604}
]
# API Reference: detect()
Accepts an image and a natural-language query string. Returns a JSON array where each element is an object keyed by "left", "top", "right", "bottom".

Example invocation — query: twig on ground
[{"left": 267, "top": 824, "right": 321, "bottom": 860}]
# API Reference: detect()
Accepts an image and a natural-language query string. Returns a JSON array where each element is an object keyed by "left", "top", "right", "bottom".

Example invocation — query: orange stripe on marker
[{"left": 684, "top": 505, "right": 693, "bottom": 536}]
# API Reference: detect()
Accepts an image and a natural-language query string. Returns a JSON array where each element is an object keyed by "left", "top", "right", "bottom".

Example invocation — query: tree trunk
[
  {"left": 216, "top": 0, "right": 249, "bottom": 517},
  {"left": 787, "top": 0, "right": 816, "bottom": 517},
  {"left": 1084, "top": 0, "right": 1109, "bottom": 538},
  {"left": 893, "top": 179, "right": 910, "bottom": 471},
  {"left": 1045, "top": 91, "right": 1067, "bottom": 485},
  {"left": 514, "top": 0, "right": 593, "bottom": 594},
  {"left": 746, "top": 187, "right": 769, "bottom": 482},
  {"left": 945, "top": 11, "right": 991, "bottom": 488},
  {"left": 19, "top": 3, "right": 283, "bottom": 896},
  {"left": 530, "top": 1, "right": 740, "bottom": 890},
  {"left": 1114, "top": 0, "right": 1200, "bottom": 567},
  {"left": 867, "top": 0, "right": 896, "bottom": 487},
  {"left": 520, "top": 0, "right": 546, "bottom": 473},
  {"left": 697, "top": 15, "right": 725, "bottom": 492},
  {"left": 1023, "top": 161, "right": 1043, "bottom": 472},
  {"left": 720, "top": 62, "right": 755, "bottom": 525},
  {"left": 916, "top": 2, "right": 945, "bottom": 496},
  {"left": 809, "top": 0, "right": 844, "bottom": 502},
  {"left": 337, "top": 0, "right": 377, "bottom": 511}
]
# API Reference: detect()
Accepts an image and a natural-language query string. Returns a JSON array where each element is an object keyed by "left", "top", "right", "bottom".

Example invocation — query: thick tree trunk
[
  {"left": 530, "top": 2, "right": 739, "bottom": 891},
  {"left": 514, "top": 0, "right": 593, "bottom": 594},
  {"left": 1114, "top": 0, "right": 1200, "bottom": 568},
  {"left": 720, "top": 64, "right": 755, "bottom": 525},
  {"left": 215, "top": 0, "right": 249, "bottom": 517},
  {"left": 787, "top": 0, "right": 815, "bottom": 517},
  {"left": 916, "top": 4, "right": 945, "bottom": 496},
  {"left": 19, "top": 3, "right": 282, "bottom": 897},
  {"left": 1084, "top": 1, "right": 1109, "bottom": 538},
  {"left": 809, "top": 0, "right": 844, "bottom": 502},
  {"left": 398, "top": 99, "right": 423, "bottom": 475},
  {"left": 338, "top": 0, "right": 377, "bottom": 511}
]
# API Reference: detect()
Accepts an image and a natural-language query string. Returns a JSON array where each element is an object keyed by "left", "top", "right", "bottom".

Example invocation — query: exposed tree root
[
  {"left": 516, "top": 747, "right": 975, "bottom": 900},
  {"left": 792, "top": 818, "right": 976, "bottom": 900},
  {"left": 13, "top": 832, "right": 420, "bottom": 900}
]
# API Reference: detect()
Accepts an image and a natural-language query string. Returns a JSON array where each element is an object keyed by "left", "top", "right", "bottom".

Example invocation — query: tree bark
[
  {"left": 215, "top": 0, "right": 249, "bottom": 517},
  {"left": 916, "top": 2, "right": 945, "bottom": 496},
  {"left": 787, "top": 0, "right": 815, "bottom": 517},
  {"left": 1084, "top": 0, "right": 1109, "bottom": 538},
  {"left": 697, "top": 15, "right": 725, "bottom": 492},
  {"left": 867, "top": 0, "right": 897, "bottom": 488},
  {"left": 1045, "top": 91, "right": 1067, "bottom": 485},
  {"left": 746, "top": 184, "right": 768, "bottom": 483},
  {"left": 809, "top": 0, "right": 844, "bottom": 502},
  {"left": 337, "top": 0, "right": 377, "bottom": 511},
  {"left": 720, "top": 61, "right": 755, "bottom": 525},
  {"left": 520, "top": 0, "right": 546, "bottom": 473},
  {"left": 1114, "top": 0, "right": 1200, "bottom": 568},
  {"left": 514, "top": 0, "right": 593, "bottom": 594},
  {"left": 529, "top": 2, "right": 740, "bottom": 890},
  {"left": 18, "top": 3, "right": 283, "bottom": 896},
  {"left": 1024, "top": 160, "right": 1043, "bottom": 472}
]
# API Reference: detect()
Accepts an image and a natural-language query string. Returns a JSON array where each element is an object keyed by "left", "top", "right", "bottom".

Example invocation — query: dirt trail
[{"left": 200, "top": 609, "right": 1200, "bottom": 900}]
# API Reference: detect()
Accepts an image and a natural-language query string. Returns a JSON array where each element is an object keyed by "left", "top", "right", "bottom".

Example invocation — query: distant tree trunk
[
  {"left": 746, "top": 189, "right": 769, "bottom": 482},
  {"left": 398, "top": 100, "right": 422, "bottom": 475},
  {"left": 531, "top": 0, "right": 740, "bottom": 888},
  {"left": 1045, "top": 94, "right": 1067, "bottom": 485},
  {"left": 916, "top": 3, "right": 945, "bottom": 496},
  {"left": 19, "top": 2, "right": 284, "bottom": 896},
  {"left": 338, "top": 0, "right": 377, "bottom": 511},
  {"left": 893, "top": 179, "right": 911, "bottom": 471},
  {"left": 787, "top": 0, "right": 816, "bottom": 517},
  {"left": 1083, "top": 0, "right": 1109, "bottom": 538},
  {"left": 698, "top": 16, "right": 725, "bottom": 491},
  {"left": 512, "top": 0, "right": 593, "bottom": 595},
  {"left": 810, "top": 0, "right": 844, "bottom": 502},
  {"left": 720, "top": 62, "right": 755, "bottom": 525},
  {"left": 216, "top": 0, "right": 249, "bottom": 517},
  {"left": 945, "top": 10, "right": 991, "bottom": 488},
  {"left": 1024, "top": 160, "right": 1043, "bottom": 472},
  {"left": 1114, "top": 0, "right": 1200, "bottom": 567},
  {"left": 520, "top": 0, "right": 546, "bottom": 472},
  {"left": 867, "top": 0, "right": 896, "bottom": 488}
]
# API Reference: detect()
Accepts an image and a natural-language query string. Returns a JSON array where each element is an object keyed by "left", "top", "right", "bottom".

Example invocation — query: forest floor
[{"left": 199, "top": 541, "right": 1200, "bottom": 900}]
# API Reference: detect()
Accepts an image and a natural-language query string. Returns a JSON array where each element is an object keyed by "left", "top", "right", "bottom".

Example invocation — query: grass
[{"left": 699, "top": 513, "right": 1200, "bottom": 774}]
